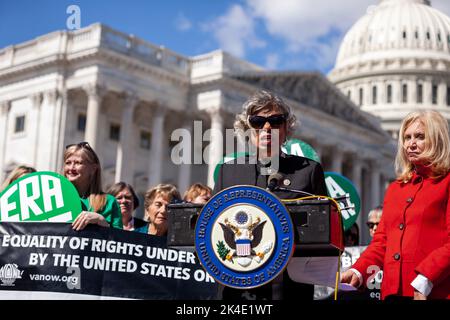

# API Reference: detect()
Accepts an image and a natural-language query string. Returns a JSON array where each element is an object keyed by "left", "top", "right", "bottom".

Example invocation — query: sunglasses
[
  {"left": 366, "top": 222, "right": 379, "bottom": 229},
  {"left": 65, "top": 141, "right": 92, "bottom": 150},
  {"left": 65, "top": 141, "right": 100, "bottom": 163},
  {"left": 248, "top": 114, "right": 286, "bottom": 129}
]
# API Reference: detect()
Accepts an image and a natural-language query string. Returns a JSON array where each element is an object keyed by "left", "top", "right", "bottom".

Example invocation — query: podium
[
  {"left": 167, "top": 202, "right": 202, "bottom": 248},
  {"left": 167, "top": 199, "right": 344, "bottom": 256},
  {"left": 285, "top": 199, "right": 344, "bottom": 257}
]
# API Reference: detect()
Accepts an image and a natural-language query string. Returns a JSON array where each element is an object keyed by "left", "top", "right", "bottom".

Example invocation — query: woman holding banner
[
  {"left": 341, "top": 110, "right": 450, "bottom": 300},
  {"left": 64, "top": 142, "right": 122, "bottom": 230}
]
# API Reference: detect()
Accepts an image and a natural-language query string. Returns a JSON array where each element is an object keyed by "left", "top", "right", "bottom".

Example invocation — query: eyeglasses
[
  {"left": 366, "top": 222, "right": 379, "bottom": 229},
  {"left": 248, "top": 114, "right": 286, "bottom": 129},
  {"left": 65, "top": 141, "right": 92, "bottom": 150}
]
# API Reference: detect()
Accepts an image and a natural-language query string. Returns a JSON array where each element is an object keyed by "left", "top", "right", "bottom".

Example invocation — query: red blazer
[{"left": 352, "top": 171, "right": 450, "bottom": 299}]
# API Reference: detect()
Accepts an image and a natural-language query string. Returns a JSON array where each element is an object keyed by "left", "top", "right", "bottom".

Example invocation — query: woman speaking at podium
[
  {"left": 214, "top": 90, "right": 328, "bottom": 300},
  {"left": 341, "top": 111, "right": 450, "bottom": 300}
]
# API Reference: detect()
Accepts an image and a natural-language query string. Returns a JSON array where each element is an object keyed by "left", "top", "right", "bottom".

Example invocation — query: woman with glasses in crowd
[
  {"left": 107, "top": 182, "right": 146, "bottom": 231},
  {"left": 214, "top": 90, "right": 328, "bottom": 301},
  {"left": 341, "top": 111, "right": 450, "bottom": 300},
  {"left": 367, "top": 206, "right": 383, "bottom": 239},
  {"left": 64, "top": 142, "right": 122, "bottom": 230}
]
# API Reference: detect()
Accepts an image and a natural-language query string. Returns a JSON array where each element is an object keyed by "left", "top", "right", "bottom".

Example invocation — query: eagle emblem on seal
[{"left": 216, "top": 210, "right": 273, "bottom": 267}]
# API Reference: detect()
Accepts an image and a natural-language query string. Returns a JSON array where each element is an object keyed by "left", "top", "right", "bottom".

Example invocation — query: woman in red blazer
[{"left": 341, "top": 110, "right": 450, "bottom": 300}]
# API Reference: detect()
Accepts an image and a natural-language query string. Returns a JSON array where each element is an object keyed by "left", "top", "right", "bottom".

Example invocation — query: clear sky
[{"left": 1, "top": 0, "right": 450, "bottom": 74}]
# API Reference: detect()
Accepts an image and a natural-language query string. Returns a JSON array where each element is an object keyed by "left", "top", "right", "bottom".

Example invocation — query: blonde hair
[
  {"left": 144, "top": 184, "right": 181, "bottom": 215},
  {"left": 1, "top": 165, "right": 36, "bottom": 191},
  {"left": 234, "top": 90, "right": 297, "bottom": 141},
  {"left": 183, "top": 183, "right": 212, "bottom": 202},
  {"left": 64, "top": 143, "right": 106, "bottom": 212},
  {"left": 395, "top": 110, "right": 450, "bottom": 181}
]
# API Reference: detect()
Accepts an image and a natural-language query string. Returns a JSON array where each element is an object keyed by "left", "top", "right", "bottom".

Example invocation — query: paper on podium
[{"left": 287, "top": 257, "right": 357, "bottom": 291}]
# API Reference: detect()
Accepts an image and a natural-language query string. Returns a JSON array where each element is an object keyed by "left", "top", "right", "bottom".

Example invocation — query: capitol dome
[{"left": 329, "top": 0, "right": 450, "bottom": 138}]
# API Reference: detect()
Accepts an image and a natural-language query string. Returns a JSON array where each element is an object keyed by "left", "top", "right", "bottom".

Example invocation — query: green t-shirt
[{"left": 80, "top": 194, "right": 123, "bottom": 229}]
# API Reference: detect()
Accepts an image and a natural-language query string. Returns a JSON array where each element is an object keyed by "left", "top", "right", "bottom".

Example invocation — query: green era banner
[{"left": 0, "top": 171, "right": 82, "bottom": 222}]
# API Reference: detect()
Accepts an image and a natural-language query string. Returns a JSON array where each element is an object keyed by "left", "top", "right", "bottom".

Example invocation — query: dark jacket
[{"left": 214, "top": 152, "right": 328, "bottom": 300}]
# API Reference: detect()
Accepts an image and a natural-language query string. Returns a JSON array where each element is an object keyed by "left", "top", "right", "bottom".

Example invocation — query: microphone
[{"left": 267, "top": 173, "right": 284, "bottom": 191}]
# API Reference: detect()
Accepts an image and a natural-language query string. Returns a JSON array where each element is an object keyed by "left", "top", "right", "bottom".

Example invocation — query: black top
[
  {"left": 214, "top": 153, "right": 327, "bottom": 197},
  {"left": 213, "top": 152, "right": 328, "bottom": 300}
]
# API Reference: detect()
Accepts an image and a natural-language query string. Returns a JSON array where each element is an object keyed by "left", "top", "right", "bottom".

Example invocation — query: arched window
[
  {"left": 372, "top": 85, "right": 377, "bottom": 104},
  {"left": 432, "top": 84, "right": 438, "bottom": 104},
  {"left": 359, "top": 88, "right": 364, "bottom": 106},
  {"left": 402, "top": 84, "right": 408, "bottom": 103},
  {"left": 387, "top": 84, "right": 392, "bottom": 103},
  {"left": 417, "top": 83, "right": 423, "bottom": 103}
]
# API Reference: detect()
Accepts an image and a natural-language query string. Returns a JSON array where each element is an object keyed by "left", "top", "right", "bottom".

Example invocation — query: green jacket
[{"left": 80, "top": 194, "right": 123, "bottom": 229}]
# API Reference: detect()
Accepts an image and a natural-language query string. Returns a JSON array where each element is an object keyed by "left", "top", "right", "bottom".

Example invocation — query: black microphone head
[
  {"left": 268, "top": 172, "right": 283, "bottom": 183},
  {"left": 267, "top": 173, "right": 284, "bottom": 191}
]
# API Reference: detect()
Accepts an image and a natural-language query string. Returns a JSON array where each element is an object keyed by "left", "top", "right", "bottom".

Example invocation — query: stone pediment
[{"left": 231, "top": 71, "right": 386, "bottom": 135}]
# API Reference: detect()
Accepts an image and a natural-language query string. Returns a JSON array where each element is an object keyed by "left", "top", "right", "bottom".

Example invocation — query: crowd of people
[
  {"left": 1, "top": 89, "right": 449, "bottom": 301},
  {"left": 1, "top": 142, "right": 212, "bottom": 237}
]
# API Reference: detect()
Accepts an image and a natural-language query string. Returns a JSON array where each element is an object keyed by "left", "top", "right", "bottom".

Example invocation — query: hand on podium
[{"left": 340, "top": 269, "right": 361, "bottom": 288}]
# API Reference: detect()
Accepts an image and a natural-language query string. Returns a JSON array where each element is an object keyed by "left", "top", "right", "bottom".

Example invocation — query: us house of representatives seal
[{"left": 195, "top": 185, "right": 295, "bottom": 289}]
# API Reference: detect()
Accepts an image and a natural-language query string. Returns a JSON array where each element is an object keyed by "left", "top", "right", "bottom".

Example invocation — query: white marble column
[
  {"left": 177, "top": 121, "right": 193, "bottom": 194},
  {"left": 408, "top": 79, "right": 416, "bottom": 104},
  {"left": 206, "top": 109, "right": 223, "bottom": 188},
  {"left": 424, "top": 80, "right": 432, "bottom": 105},
  {"left": 115, "top": 92, "right": 138, "bottom": 184},
  {"left": 379, "top": 173, "right": 387, "bottom": 203},
  {"left": 330, "top": 146, "right": 343, "bottom": 174},
  {"left": 147, "top": 106, "right": 167, "bottom": 187},
  {"left": 44, "top": 90, "right": 61, "bottom": 172},
  {"left": 351, "top": 156, "right": 362, "bottom": 195},
  {"left": 364, "top": 83, "right": 371, "bottom": 106},
  {"left": 438, "top": 82, "right": 447, "bottom": 107},
  {"left": 379, "top": 81, "right": 386, "bottom": 104},
  {"left": 0, "top": 101, "right": 10, "bottom": 182},
  {"left": 370, "top": 161, "right": 381, "bottom": 210},
  {"left": 54, "top": 90, "right": 68, "bottom": 172},
  {"left": 31, "top": 93, "right": 43, "bottom": 167},
  {"left": 84, "top": 84, "right": 105, "bottom": 151},
  {"left": 393, "top": 80, "right": 401, "bottom": 104}
]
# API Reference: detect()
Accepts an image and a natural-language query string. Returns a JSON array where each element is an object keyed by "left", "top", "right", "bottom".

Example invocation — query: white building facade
[
  {"left": 329, "top": 0, "right": 450, "bottom": 138},
  {"left": 0, "top": 23, "right": 396, "bottom": 244}
]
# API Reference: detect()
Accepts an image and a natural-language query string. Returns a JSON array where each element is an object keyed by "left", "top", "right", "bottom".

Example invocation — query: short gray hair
[
  {"left": 368, "top": 206, "right": 383, "bottom": 220},
  {"left": 234, "top": 90, "right": 297, "bottom": 141}
]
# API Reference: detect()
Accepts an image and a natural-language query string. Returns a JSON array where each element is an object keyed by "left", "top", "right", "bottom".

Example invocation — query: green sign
[
  {"left": 281, "top": 139, "right": 320, "bottom": 163},
  {"left": 0, "top": 171, "right": 82, "bottom": 222},
  {"left": 324, "top": 172, "right": 361, "bottom": 231}
]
